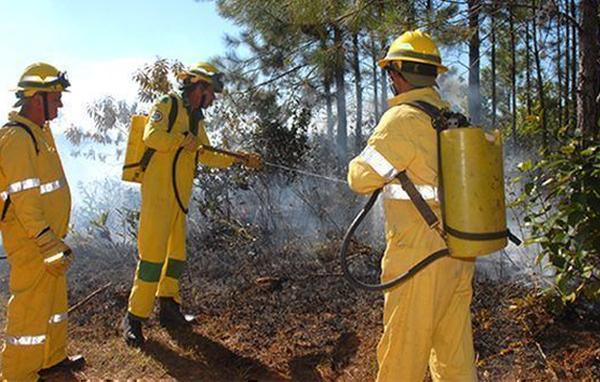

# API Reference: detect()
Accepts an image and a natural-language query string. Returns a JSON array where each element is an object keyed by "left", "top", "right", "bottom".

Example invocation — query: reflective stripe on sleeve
[
  {"left": 359, "top": 145, "right": 399, "bottom": 180},
  {"left": 48, "top": 312, "right": 68, "bottom": 324},
  {"left": 39, "top": 179, "right": 65, "bottom": 195},
  {"left": 5, "top": 334, "right": 46, "bottom": 346},
  {"left": 383, "top": 184, "right": 438, "bottom": 201},
  {"left": 6, "top": 178, "right": 41, "bottom": 194},
  {"left": 2, "top": 178, "right": 65, "bottom": 199}
]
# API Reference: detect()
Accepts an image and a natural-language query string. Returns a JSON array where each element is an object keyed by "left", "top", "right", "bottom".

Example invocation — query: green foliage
[
  {"left": 132, "top": 57, "right": 183, "bottom": 103},
  {"left": 515, "top": 141, "right": 600, "bottom": 304},
  {"left": 249, "top": 91, "right": 310, "bottom": 168}
]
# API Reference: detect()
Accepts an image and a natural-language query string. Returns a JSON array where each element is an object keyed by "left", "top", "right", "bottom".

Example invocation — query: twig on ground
[{"left": 68, "top": 282, "right": 112, "bottom": 314}]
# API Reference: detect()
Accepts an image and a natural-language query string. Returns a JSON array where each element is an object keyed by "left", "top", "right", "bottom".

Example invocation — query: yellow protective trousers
[
  {"left": 377, "top": 218, "right": 476, "bottom": 381},
  {"left": 2, "top": 233, "right": 68, "bottom": 381},
  {"left": 127, "top": 187, "right": 188, "bottom": 319},
  {"left": 0, "top": 113, "right": 71, "bottom": 381},
  {"left": 127, "top": 94, "right": 234, "bottom": 319},
  {"left": 348, "top": 88, "right": 477, "bottom": 381}
]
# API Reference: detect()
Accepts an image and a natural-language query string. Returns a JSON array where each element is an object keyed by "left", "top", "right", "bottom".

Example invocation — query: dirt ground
[{"left": 0, "top": 239, "right": 598, "bottom": 381}]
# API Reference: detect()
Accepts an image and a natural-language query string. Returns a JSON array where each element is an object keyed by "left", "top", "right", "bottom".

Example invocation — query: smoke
[{"left": 437, "top": 71, "right": 469, "bottom": 114}]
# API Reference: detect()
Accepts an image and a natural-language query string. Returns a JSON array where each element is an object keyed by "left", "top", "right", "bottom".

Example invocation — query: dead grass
[{"left": 0, "top": 236, "right": 598, "bottom": 381}]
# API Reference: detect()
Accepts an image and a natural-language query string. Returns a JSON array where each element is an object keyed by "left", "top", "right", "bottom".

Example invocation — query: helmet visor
[{"left": 211, "top": 72, "right": 224, "bottom": 93}]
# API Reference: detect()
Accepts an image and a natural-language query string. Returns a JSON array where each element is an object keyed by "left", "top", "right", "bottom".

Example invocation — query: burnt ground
[{"left": 0, "top": 235, "right": 598, "bottom": 381}]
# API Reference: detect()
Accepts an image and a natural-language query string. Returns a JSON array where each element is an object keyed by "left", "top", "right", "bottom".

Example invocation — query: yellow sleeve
[
  {"left": 1, "top": 129, "right": 49, "bottom": 238},
  {"left": 143, "top": 97, "right": 186, "bottom": 152},
  {"left": 347, "top": 107, "right": 416, "bottom": 194},
  {"left": 196, "top": 121, "right": 236, "bottom": 169}
]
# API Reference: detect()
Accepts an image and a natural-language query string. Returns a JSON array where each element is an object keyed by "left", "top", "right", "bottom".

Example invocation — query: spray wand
[{"left": 200, "top": 145, "right": 348, "bottom": 184}]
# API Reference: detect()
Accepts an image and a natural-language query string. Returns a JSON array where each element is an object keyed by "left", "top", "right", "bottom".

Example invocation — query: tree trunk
[
  {"left": 325, "top": 78, "right": 334, "bottom": 141},
  {"left": 491, "top": 0, "right": 497, "bottom": 129},
  {"left": 532, "top": 0, "right": 548, "bottom": 146},
  {"left": 321, "top": 37, "right": 334, "bottom": 142},
  {"left": 380, "top": 37, "right": 388, "bottom": 115},
  {"left": 352, "top": 32, "right": 363, "bottom": 153},
  {"left": 468, "top": 0, "right": 482, "bottom": 125},
  {"left": 380, "top": 66, "right": 387, "bottom": 113},
  {"left": 564, "top": 0, "right": 571, "bottom": 128},
  {"left": 334, "top": 26, "right": 348, "bottom": 161},
  {"left": 510, "top": 5, "right": 517, "bottom": 140},
  {"left": 570, "top": 0, "right": 578, "bottom": 129},
  {"left": 371, "top": 36, "right": 380, "bottom": 121},
  {"left": 525, "top": 18, "right": 532, "bottom": 115},
  {"left": 556, "top": 10, "right": 563, "bottom": 128},
  {"left": 577, "top": 0, "right": 600, "bottom": 144}
]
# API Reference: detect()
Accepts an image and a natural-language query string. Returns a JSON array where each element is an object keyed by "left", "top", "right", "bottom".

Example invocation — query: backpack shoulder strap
[
  {"left": 4, "top": 122, "right": 39, "bottom": 155},
  {"left": 167, "top": 95, "right": 178, "bottom": 133},
  {"left": 402, "top": 101, "right": 442, "bottom": 130},
  {"left": 395, "top": 100, "right": 445, "bottom": 235},
  {"left": 139, "top": 95, "right": 179, "bottom": 171},
  {"left": 1, "top": 121, "right": 40, "bottom": 220}
]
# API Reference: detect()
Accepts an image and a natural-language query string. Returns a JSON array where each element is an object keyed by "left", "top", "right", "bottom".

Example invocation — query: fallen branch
[{"left": 68, "top": 282, "right": 112, "bottom": 314}]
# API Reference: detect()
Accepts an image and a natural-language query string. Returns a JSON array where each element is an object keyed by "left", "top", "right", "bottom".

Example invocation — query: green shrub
[{"left": 514, "top": 141, "right": 600, "bottom": 304}]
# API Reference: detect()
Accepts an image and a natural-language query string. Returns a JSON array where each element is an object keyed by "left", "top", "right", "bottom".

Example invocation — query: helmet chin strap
[
  {"left": 386, "top": 69, "right": 400, "bottom": 97},
  {"left": 41, "top": 92, "right": 50, "bottom": 122}
]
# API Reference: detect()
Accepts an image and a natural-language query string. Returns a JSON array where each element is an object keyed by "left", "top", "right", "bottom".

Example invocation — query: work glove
[
  {"left": 43, "top": 250, "right": 73, "bottom": 277},
  {"left": 36, "top": 229, "right": 70, "bottom": 257},
  {"left": 180, "top": 133, "right": 200, "bottom": 153},
  {"left": 35, "top": 229, "right": 73, "bottom": 276},
  {"left": 240, "top": 152, "right": 263, "bottom": 170}
]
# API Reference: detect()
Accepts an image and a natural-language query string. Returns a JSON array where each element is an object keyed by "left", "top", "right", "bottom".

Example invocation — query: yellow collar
[
  {"left": 8, "top": 111, "right": 46, "bottom": 131},
  {"left": 387, "top": 87, "right": 446, "bottom": 109}
]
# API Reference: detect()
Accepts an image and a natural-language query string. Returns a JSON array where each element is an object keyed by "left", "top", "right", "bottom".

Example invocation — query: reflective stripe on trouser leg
[
  {"left": 128, "top": 186, "right": 179, "bottom": 319},
  {"left": 2, "top": 242, "right": 59, "bottom": 382},
  {"left": 157, "top": 209, "right": 187, "bottom": 304},
  {"left": 376, "top": 246, "right": 477, "bottom": 382},
  {"left": 127, "top": 260, "right": 164, "bottom": 319},
  {"left": 43, "top": 275, "right": 68, "bottom": 369}
]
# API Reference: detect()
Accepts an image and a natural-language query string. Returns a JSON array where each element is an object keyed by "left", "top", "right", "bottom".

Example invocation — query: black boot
[
  {"left": 39, "top": 355, "right": 86, "bottom": 377},
  {"left": 122, "top": 313, "right": 145, "bottom": 348},
  {"left": 159, "top": 297, "right": 196, "bottom": 328}
]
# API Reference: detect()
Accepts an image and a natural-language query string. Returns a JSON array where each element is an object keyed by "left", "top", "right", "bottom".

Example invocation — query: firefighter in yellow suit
[
  {"left": 347, "top": 31, "right": 477, "bottom": 381},
  {"left": 123, "top": 62, "right": 262, "bottom": 347},
  {"left": 0, "top": 63, "right": 85, "bottom": 381}
]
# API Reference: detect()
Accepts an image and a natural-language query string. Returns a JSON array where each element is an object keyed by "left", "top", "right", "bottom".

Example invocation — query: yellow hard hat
[
  {"left": 378, "top": 30, "right": 448, "bottom": 74},
  {"left": 176, "top": 62, "right": 224, "bottom": 93},
  {"left": 14, "top": 62, "right": 70, "bottom": 97}
]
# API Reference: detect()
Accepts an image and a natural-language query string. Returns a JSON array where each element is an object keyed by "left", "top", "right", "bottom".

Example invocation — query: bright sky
[
  {"left": 0, "top": 0, "right": 238, "bottom": 114},
  {"left": 0, "top": 0, "right": 239, "bottom": 202}
]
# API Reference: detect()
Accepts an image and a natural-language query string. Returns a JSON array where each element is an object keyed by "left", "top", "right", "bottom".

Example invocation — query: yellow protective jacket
[
  {"left": 348, "top": 87, "right": 448, "bottom": 260},
  {"left": 142, "top": 94, "right": 235, "bottom": 212},
  {"left": 0, "top": 112, "right": 71, "bottom": 248}
]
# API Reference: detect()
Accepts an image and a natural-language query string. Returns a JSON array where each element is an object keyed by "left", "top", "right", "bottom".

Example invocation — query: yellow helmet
[
  {"left": 14, "top": 62, "right": 70, "bottom": 97},
  {"left": 378, "top": 30, "right": 448, "bottom": 74},
  {"left": 176, "top": 62, "right": 224, "bottom": 93}
]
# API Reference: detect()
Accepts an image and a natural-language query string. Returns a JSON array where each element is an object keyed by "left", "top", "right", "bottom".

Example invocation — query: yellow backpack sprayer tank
[
  {"left": 441, "top": 127, "right": 509, "bottom": 257},
  {"left": 340, "top": 101, "right": 521, "bottom": 291},
  {"left": 122, "top": 95, "right": 179, "bottom": 184}
]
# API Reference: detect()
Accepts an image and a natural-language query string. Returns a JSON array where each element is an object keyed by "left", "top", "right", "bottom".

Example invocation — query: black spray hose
[
  {"left": 172, "top": 147, "right": 189, "bottom": 215},
  {"left": 340, "top": 189, "right": 449, "bottom": 291}
]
